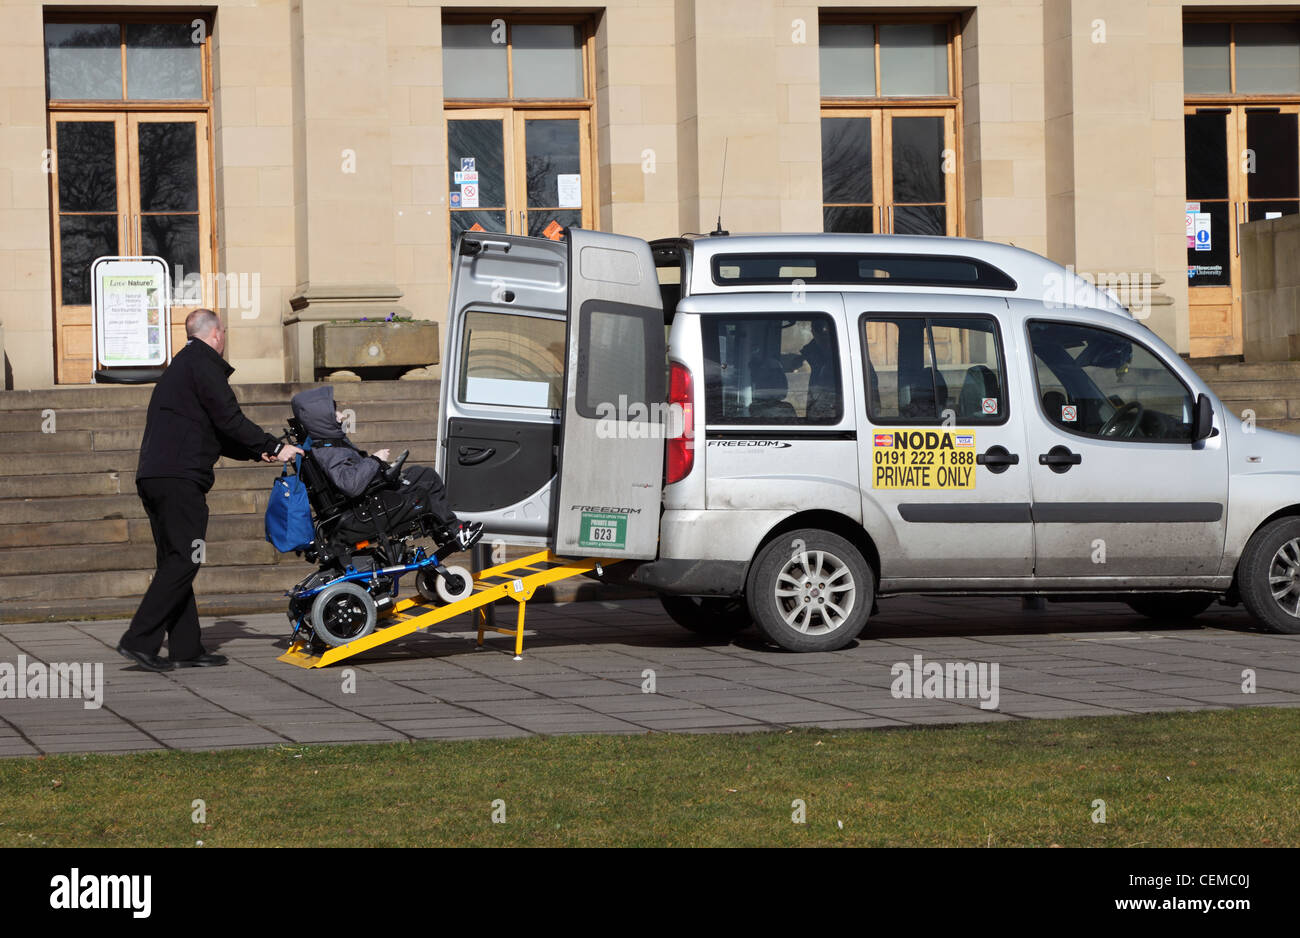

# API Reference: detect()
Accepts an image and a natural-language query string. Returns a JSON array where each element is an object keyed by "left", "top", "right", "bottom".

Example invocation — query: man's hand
[
  {"left": 374, "top": 448, "right": 391, "bottom": 462},
  {"left": 263, "top": 444, "right": 304, "bottom": 463}
]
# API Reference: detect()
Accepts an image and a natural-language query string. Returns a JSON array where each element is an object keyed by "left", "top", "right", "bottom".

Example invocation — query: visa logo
[{"left": 955, "top": 435, "right": 975, "bottom": 447}]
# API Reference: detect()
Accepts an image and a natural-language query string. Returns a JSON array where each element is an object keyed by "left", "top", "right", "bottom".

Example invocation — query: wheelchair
[{"left": 281, "top": 417, "right": 475, "bottom": 650}]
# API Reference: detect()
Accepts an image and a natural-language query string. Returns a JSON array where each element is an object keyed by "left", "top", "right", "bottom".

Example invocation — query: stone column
[{"left": 284, "top": 0, "right": 408, "bottom": 381}]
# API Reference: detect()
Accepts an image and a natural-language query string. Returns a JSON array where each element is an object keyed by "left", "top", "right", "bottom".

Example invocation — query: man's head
[{"left": 186, "top": 309, "right": 225, "bottom": 354}]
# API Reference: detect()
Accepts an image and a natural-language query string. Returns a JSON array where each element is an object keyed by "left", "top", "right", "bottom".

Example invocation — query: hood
[{"left": 292, "top": 385, "right": 342, "bottom": 440}]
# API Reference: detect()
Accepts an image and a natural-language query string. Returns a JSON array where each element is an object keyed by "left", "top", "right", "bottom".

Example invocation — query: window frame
[
  {"left": 441, "top": 13, "right": 596, "bottom": 108},
  {"left": 819, "top": 13, "right": 964, "bottom": 236},
  {"left": 859, "top": 310, "right": 1011, "bottom": 427},
  {"left": 44, "top": 11, "right": 214, "bottom": 108},
  {"left": 1025, "top": 318, "right": 1198, "bottom": 446},
  {"left": 701, "top": 311, "right": 846, "bottom": 428},
  {"left": 1183, "top": 12, "right": 1300, "bottom": 104}
]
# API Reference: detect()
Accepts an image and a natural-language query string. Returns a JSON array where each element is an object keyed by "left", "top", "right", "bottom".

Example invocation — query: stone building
[{"left": 1, "top": 0, "right": 1297, "bottom": 389}]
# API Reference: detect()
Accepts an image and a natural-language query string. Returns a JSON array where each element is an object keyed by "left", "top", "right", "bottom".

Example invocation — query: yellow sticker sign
[{"left": 872, "top": 429, "right": 976, "bottom": 490}]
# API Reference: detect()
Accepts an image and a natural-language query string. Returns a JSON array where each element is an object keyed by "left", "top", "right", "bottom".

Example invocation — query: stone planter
[{"left": 313, "top": 320, "right": 439, "bottom": 380}]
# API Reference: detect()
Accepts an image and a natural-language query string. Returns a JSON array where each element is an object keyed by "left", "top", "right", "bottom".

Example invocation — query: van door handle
[
  {"left": 458, "top": 446, "right": 496, "bottom": 466},
  {"left": 976, "top": 445, "right": 1019, "bottom": 474},
  {"left": 1038, "top": 445, "right": 1082, "bottom": 473}
]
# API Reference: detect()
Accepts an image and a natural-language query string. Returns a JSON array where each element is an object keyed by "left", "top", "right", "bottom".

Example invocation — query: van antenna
[{"left": 711, "top": 138, "right": 730, "bottom": 236}]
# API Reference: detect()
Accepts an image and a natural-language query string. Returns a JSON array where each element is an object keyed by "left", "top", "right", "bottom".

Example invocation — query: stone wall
[{"left": 1241, "top": 214, "right": 1300, "bottom": 362}]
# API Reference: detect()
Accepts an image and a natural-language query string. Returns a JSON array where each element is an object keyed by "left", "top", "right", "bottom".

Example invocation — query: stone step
[
  {"left": 0, "top": 489, "right": 264, "bottom": 526},
  {"left": 1193, "top": 360, "right": 1300, "bottom": 382},
  {"left": 0, "top": 514, "right": 266, "bottom": 550},
  {"left": 0, "top": 380, "right": 439, "bottom": 413},
  {"left": 0, "top": 540, "right": 298, "bottom": 575},
  {"left": 0, "top": 563, "right": 299, "bottom": 602},
  {"left": 1205, "top": 379, "right": 1300, "bottom": 401},
  {"left": 1215, "top": 398, "right": 1290, "bottom": 420},
  {"left": 0, "top": 440, "right": 440, "bottom": 477},
  {"left": 0, "top": 400, "right": 429, "bottom": 434}
]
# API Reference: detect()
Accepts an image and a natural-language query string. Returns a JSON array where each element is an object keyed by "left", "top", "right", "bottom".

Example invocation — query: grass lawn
[{"left": 2, "top": 707, "right": 1297, "bottom": 847}]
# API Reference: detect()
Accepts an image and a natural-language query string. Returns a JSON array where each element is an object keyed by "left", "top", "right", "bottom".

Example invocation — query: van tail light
[{"left": 666, "top": 361, "right": 695, "bottom": 484}]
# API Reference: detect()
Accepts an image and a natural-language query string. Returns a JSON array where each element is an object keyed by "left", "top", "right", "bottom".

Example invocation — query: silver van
[{"left": 438, "top": 230, "right": 1300, "bottom": 651}]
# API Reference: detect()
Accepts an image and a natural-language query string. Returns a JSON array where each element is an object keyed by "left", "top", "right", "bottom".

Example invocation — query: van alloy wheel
[
  {"left": 775, "top": 549, "right": 856, "bottom": 636},
  {"left": 746, "top": 528, "right": 873, "bottom": 652},
  {"left": 1238, "top": 517, "right": 1300, "bottom": 635},
  {"left": 1267, "top": 538, "right": 1300, "bottom": 618}
]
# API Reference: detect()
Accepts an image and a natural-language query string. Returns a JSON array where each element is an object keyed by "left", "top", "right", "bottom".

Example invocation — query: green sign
[{"left": 579, "top": 511, "right": 627, "bottom": 550}]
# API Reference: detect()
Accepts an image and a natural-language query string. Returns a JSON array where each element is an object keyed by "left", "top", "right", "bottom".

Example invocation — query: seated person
[{"left": 290, "top": 385, "right": 483, "bottom": 552}]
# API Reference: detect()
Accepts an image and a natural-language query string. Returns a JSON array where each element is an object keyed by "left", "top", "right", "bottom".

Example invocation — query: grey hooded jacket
[{"left": 290, "top": 386, "right": 382, "bottom": 497}]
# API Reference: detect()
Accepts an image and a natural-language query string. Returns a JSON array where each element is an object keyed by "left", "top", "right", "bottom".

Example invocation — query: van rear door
[
  {"left": 551, "top": 229, "right": 666, "bottom": 559},
  {"left": 438, "top": 234, "right": 568, "bottom": 538}
]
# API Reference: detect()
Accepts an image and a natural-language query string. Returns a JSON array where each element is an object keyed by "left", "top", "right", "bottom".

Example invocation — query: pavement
[{"left": 1, "top": 596, "right": 1298, "bottom": 757}]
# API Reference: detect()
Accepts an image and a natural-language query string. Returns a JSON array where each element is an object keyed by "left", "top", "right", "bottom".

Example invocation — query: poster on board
[{"left": 91, "top": 256, "right": 171, "bottom": 377}]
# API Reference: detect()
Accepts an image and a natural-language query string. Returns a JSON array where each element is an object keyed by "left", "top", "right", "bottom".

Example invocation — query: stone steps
[
  {"left": 0, "top": 380, "right": 442, "bottom": 618},
  {"left": 1193, "top": 360, "right": 1300, "bottom": 436}
]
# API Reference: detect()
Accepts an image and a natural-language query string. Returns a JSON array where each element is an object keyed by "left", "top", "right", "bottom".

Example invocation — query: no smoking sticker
[
  {"left": 1061, "top": 405, "right": 1077, "bottom": 422},
  {"left": 981, "top": 398, "right": 998, "bottom": 415}
]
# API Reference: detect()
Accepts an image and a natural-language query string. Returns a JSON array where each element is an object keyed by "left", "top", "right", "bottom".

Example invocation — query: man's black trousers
[{"left": 122, "top": 477, "right": 210, "bottom": 660}]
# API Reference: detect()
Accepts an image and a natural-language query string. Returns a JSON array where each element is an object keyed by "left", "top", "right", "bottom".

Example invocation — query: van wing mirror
[{"left": 1193, "top": 393, "right": 1216, "bottom": 442}]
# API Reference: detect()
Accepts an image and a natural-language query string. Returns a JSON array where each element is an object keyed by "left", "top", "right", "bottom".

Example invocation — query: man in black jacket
[{"left": 118, "top": 309, "right": 302, "bottom": 672}]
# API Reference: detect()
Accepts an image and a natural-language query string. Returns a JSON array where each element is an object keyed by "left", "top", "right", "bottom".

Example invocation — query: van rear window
[{"left": 711, "top": 253, "right": 1017, "bottom": 291}]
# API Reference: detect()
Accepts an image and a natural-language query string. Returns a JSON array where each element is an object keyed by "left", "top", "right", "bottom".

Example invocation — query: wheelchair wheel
[
  {"left": 310, "top": 582, "right": 378, "bottom": 647},
  {"left": 417, "top": 565, "right": 474, "bottom": 605}
]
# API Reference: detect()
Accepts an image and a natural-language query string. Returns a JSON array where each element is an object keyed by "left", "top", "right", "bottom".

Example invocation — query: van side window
[
  {"left": 1028, "top": 321, "right": 1195, "bottom": 442},
  {"left": 702, "top": 315, "right": 843, "bottom": 425},
  {"left": 576, "top": 303, "right": 656, "bottom": 419},
  {"left": 458, "top": 310, "right": 565, "bottom": 409},
  {"left": 863, "top": 315, "right": 1006, "bottom": 424}
]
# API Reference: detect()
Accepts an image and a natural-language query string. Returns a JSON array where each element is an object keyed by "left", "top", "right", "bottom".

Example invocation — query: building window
[
  {"left": 818, "top": 18, "right": 961, "bottom": 236},
  {"left": 442, "top": 17, "right": 594, "bottom": 244},
  {"left": 44, "top": 13, "right": 215, "bottom": 385}
]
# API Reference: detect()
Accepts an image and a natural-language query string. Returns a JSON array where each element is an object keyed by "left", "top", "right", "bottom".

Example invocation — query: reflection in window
[
  {"left": 459, "top": 311, "right": 565, "bottom": 409},
  {"left": 1028, "top": 322, "right": 1193, "bottom": 441},
  {"left": 45, "top": 24, "right": 122, "bottom": 100},
  {"left": 125, "top": 24, "right": 203, "bottom": 100}
]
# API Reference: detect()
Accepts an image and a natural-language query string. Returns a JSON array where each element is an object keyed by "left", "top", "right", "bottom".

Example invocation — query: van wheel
[
  {"left": 658, "top": 595, "right": 751, "bottom": 636},
  {"left": 1126, "top": 594, "right": 1215, "bottom": 620},
  {"left": 1239, "top": 517, "right": 1300, "bottom": 634},
  {"left": 746, "top": 529, "right": 872, "bottom": 652}
]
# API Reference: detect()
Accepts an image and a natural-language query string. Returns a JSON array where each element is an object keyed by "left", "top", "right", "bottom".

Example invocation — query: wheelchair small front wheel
[
  {"left": 310, "top": 582, "right": 378, "bottom": 646},
  {"left": 435, "top": 565, "right": 475, "bottom": 604}
]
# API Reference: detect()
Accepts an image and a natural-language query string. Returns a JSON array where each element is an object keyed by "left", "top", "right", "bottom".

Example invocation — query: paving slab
[{"left": 0, "top": 596, "right": 1295, "bottom": 755}]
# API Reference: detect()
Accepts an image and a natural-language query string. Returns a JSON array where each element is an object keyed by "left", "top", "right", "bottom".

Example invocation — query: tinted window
[
  {"left": 577, "top": 305, "right": 650, "bottom": 419},
  {"left": 702, "top": 315, "right": 842, "bottom": 425},
  {"left": 864, "top": 315, "right": 1006, "bottom": 424},
  {"left": 1028, "top": 321, "right": 1194, "bottom": 442},
  {"left": 712, "top": 253, "right": 1016, "bottom": 290}
]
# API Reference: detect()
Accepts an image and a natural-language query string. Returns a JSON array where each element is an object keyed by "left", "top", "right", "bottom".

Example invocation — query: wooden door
[{"left": 49, "top": 111, "right": 212, "bottom": 383}]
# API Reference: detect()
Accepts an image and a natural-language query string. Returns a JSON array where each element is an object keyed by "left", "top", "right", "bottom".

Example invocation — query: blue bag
[{"left": 265, "top": 449, "right": 315, "bottom": 553}]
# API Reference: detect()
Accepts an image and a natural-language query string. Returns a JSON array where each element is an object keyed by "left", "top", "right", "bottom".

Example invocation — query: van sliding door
[{"left": 552, "top": 229, "right": 665, "bottom": 559}]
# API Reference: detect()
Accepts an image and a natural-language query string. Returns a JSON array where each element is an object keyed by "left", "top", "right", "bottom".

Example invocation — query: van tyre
[
  {"left": 659, "top": 595, "right": 751, "bottom": 636},
  {"left": 746, "top": 529, "right": 873, "bottom": 652},
  {"left": 1239, "top": 517, "right": 1300, "bottom": 634},
  {"left": 310, "top": 582, "right": 378, "bottom": 647},
  {"left": 1125, "top": 594, "right": 1215, "bottom": 621}
]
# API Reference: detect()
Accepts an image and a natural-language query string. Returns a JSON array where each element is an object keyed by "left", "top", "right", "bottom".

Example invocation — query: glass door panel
[
  {"left": 1184, "top": 106, "right": 1242, "bottom": 358},
  {"left": 821, "top": 114, "right": 878, "bottom": 232},
  {"left": 1245, "top": 108, "right": 1300, "bottom": 221},
  {"left": 885, "top": 112, "right": 953, "bottom": 236},
  {"left": 519, "top": 113, "right": 588, "bottom": 238},
  {"left": 50, "top": 113, "right": 128, "bottom": 383},
  {"left": 447, "top": 111, "right": 512, "bottom": 243}
]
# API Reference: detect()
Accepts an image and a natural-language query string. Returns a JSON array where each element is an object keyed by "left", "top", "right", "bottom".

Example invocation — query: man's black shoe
[
  {"left": 172, "top": 653, "right": 228, "bottom": 668},
  {"left": 117, "top": 643, "right": 175, "bottom": 672}
]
